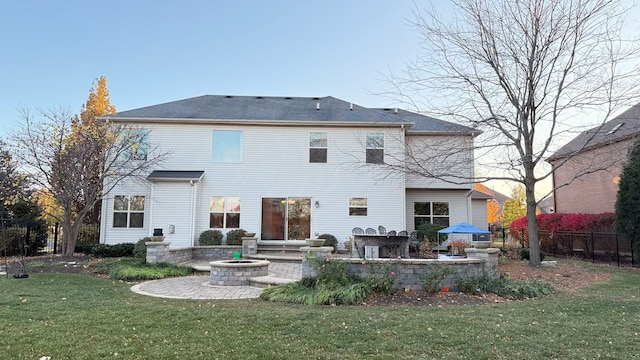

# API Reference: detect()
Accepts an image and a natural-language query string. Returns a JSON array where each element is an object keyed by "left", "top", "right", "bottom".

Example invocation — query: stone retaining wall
[
  {"left": 145, "top": 242, "right": 241, "bottom": 264},
  {"left": 303, "top": 248, "right": 500, "bottom": 291},
  {"left": 209, "top": 260, "right": 270, "bottom": 286}
]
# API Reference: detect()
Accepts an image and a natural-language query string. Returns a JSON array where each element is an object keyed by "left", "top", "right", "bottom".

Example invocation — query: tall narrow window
[
  {"left": 212, "top": 130, "right": 243, "bottom": 163},
  {"left": 113, "top": 195, "right": 145, "bottom": 228},
  {"left": 349, "top": 197, "right": 368, "bottom": 216},
  {"left": 209, "top": 196, "right": 241, "bottom": 228},
  {"left": 366, "top": 132, "right": 384, "bottom": 164},
  {"left": 309, "top": 132, "right": 327, "bottom": 163}
]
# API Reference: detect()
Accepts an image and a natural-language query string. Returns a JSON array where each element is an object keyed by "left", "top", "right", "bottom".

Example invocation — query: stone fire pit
[{"left": 209, "top": 259, "right": 270, "bottom": 286}]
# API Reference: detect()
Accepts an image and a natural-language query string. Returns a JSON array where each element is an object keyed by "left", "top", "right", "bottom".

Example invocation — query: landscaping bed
[{"left": 5, "top": 254, "right": 615, "bottom": 307}]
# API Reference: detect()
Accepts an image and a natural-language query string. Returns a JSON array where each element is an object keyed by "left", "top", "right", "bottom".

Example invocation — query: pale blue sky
[
  {"left": 1, "top": 1, "right": 638, "bottom": 197},
  {"left": 0, "top": 1, "right": 428, "bottom": 134}
]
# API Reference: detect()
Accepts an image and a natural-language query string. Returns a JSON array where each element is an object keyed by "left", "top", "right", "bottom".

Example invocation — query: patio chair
[
  {"left": 365, "top": 227, "right": 377, "bottom": 235},
  {"left": 378, "top": 226, "right": 387, "bottom": 235},
  {"left": 398, "top": 230, "right": 408, "bottom": 236},
  {"left": 352, "top": 227, "right": 364, "bottom": 235},
  {"left": 409, "top": 231, "right": 420, "bottom": 245},
  {"left": 387, "top": 230, "right": 397, "bottom": 236}
]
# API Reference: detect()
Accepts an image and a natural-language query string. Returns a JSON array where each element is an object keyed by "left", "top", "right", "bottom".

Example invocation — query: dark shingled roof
[
  {"left": 147, "top": 171, "right": 205, "bottom": 182},
  {"left": 101, "top": 95, "right": 479, "bottom": 135},
  {"left": 470, "top": 190, "right": 494, "bottom": 200},
  {"left": 548, "top": 103, "right": 640, "bottom": 161}
]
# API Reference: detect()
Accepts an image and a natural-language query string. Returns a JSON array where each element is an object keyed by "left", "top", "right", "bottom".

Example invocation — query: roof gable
[{"left": 548, "top": 103, "right": 640, "bottom": 161}]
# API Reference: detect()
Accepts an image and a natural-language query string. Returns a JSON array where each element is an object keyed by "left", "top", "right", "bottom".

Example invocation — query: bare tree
[
  {"left": 384, "top": 0, "right": 640, "bottom": 265},
  {"left": 12, "top": 108, "right": 166, "bottom": 256}
]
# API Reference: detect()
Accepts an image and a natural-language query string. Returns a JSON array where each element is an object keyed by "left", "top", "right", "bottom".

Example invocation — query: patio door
[{"left": 261, "top": 197, "right": 311, "bottom": 240}]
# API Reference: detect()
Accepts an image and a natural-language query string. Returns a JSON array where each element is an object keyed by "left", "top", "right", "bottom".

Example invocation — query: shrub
[
  {"left": 418, "top": 223, "right": 447, "bottom": 244},
  {"left": 416, "top": 263, "right": 451, "bottom": 293},
  {"left": 74, "top": 242, "right": 95, "bottom": 255},
  {"left": 199, "top": 230, "right": 223, "bottom": 246},
  {"left": 458, "top": 274, "right": 555, "bottom": 299},
  {"left": 317, "top": 233, "right": 338, "bottom": 251},
  {"left": 107, "top": 259, "right": 194, "bottom": 281},
  {"left": 520, "top": 248, "right": 545, "bottom": 262},
  {"left": 133, "top": 237, "right": 153, "bottom": 260},
  {"left": 225, "top": 229, "right": 246, "bottom": 245},
  {"left": 261, "top": 255, "right": 375, "bottom": 305},
  {"left": 91, "top": 243, "right": 135, "bottom": 257}
]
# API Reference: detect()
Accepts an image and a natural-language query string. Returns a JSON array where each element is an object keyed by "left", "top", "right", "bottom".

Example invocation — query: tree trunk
[
  {"left": 61, "top": 218, "right": 82, "bottom": 257},
  {"left": 525, "top": 181, "right": 541, "bottom": 266}
]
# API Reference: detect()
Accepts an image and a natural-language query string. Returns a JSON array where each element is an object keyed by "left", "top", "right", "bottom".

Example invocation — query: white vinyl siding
[
  {"left": 405, "top": 189, "right": 470, "bottom": 237},
  {"left": 102, "top": 122, "right": 473, "bottom": 249},
  {"left": 404, "top": 135, "right": 474, "bottom": 189}
]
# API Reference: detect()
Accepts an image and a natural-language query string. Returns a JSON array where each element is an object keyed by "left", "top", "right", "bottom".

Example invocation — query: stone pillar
[
  {"left": 300, "top": 246, "right": 333, "bottom": 277},
  {"left": 146, "top": 241, "right": 170, "bottom": 264},
  {"left": 242, "top": 237, "right": 258, "bottom": 256},
  {"left": 465, "top": 247, "right": 500, "bottom": 279}
]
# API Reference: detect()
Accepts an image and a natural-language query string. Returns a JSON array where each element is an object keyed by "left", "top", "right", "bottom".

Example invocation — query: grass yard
[{"left": 0, "top": 263, "right": 639, "bottom": 359}]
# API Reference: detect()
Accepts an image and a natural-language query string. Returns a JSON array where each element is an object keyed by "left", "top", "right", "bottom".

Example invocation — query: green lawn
[{"left": 1, "top": 263, "right": 639, "bottom": 359}]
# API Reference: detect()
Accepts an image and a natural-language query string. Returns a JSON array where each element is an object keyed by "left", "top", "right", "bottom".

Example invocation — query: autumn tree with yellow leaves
[
  {"left": 72, "top": 76, "right": 117, "bottom": 225},
  {"left": 13, "top": 77, "right": 167, "bottom": 256}
]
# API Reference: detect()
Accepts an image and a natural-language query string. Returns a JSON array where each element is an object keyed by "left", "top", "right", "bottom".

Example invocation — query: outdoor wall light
[{"left": 315, "top": 200, "right": 320, "bottom": 208}]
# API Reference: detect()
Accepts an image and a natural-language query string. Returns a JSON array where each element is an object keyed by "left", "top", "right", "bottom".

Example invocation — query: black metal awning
[{"left": 147, "top": 170, "right": 205, "bottom": 182}]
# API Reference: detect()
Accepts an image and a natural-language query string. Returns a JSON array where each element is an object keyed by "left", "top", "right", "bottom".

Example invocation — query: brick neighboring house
[{"left": 547, "top": 103, "right": 640, "bottom": 213}]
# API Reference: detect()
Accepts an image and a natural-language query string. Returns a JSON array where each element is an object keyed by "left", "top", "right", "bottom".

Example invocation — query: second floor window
[
  {"left": 212, "top": 130, "right": 242, "bottom": 163},
  {"left": 118, "top": 128, "right": 149, "bottom": 161},
  {"left": 309, "top": 132, "right": 327, "bottom": 163},
  {"left": 366, "top": 132, "right": 384, "bottom": 164}
]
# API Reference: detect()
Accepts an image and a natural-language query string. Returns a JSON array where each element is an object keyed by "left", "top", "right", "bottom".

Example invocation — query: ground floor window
[
  {"left": 113, "top": 195, "right": 145, "bottom": 228},
  {"left": 261, "top": 197, "right": 311, "bottom": 240},
  {"left": 209, "top": 196, "right": 241, "bottom": 228},
  {"left": 414, "top": 201, "right": 449, "bottom": 229},
  {"left": 349, "top": 197, "right": 368, "bottom": 216}
]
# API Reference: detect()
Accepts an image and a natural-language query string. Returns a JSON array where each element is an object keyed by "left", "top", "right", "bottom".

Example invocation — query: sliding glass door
[{"left": 261, "top": 197, "right": 311, "bottom": 240}]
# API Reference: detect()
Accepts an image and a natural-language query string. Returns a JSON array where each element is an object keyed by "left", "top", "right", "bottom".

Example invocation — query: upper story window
[
  {"left": 349, "top": 197, "right": 368, "bottom": 216},
  {"left": 212, "top": 130, "right": 243, "bottom": 163},
  {"left": 309, "top": 132, "right": 327, "bottom": 163},
  {"left": 113, "top": 195, "right": 145, "bottom": 228},
  {"left": 210, "top": 196, "right": 241, "bottom": 228},
  {"left": 118, "top": 128, "right": 149, "bottom": 161},
  {"left": 366, "top": 132, "right": 384, "bottom": 164},
  {"left": 414, "top": 201, "right": 450, "bottom": 229}
]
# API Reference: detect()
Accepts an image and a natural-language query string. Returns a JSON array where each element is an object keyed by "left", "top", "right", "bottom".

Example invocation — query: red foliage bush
[{"left": 509, "top": 212, "right": 615, "bottom": 243}]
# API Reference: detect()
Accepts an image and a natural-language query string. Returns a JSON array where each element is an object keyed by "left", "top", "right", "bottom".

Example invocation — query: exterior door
[{"left": 261, "top": 197, "right": 311, "bottom": 240}]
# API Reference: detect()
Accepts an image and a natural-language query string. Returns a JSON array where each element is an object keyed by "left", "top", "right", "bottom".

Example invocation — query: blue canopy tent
[
  {"left": 435, "top": 222, "right": 491, "bottom": 253},
  {"left": 437, "top": 222, "right": 491, "bottom": 235}
]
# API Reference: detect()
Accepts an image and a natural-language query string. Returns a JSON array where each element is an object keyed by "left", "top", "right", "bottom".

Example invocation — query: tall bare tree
[
  {"left": 385, "top": 0, "right": 640, "bottom": 265},
  {"left": 12, "top": 108, "right": 166, "bottom": 256}
]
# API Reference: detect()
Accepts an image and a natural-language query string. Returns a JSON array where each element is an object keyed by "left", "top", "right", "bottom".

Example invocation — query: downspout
[
  {"left": 401, "top": 124, "right": 406, "bottom": 230},
  {"left": 99, "top": 196, "right": 108, "bottom": 244},
  {"left": 190, "top": 180, "right": 196, "bottom": 246},
  {"left": 148, "top": 182, "right": 155, "bottom": 237}
]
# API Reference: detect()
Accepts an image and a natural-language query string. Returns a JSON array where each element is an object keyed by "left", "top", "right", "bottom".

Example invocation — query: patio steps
[{"left": 250, "top": 244, "right": 306, "bottom": 262}]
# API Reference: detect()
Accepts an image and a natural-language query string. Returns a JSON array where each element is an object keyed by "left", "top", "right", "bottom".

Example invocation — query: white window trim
[
  {"left": 209, "top": 196, "right": 241, "bottom": 229},
  {"left": 113, "top": 195, "right": 145, "bottom": 228},
  {"left": 349, "top": 197, "right": 368, "bottom": 216}
]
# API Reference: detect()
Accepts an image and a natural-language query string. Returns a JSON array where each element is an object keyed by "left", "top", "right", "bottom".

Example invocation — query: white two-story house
[{"left": 98, "top": 95, "right": 481, "bottom": 248}]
